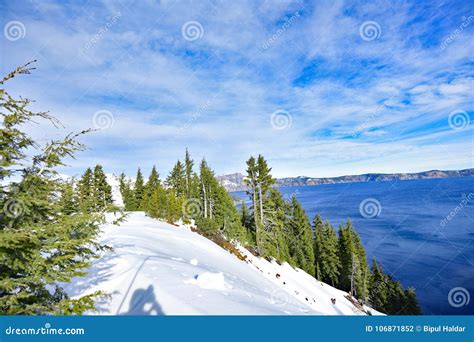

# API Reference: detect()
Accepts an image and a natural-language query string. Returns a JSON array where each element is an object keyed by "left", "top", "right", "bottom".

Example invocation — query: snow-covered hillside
[{"left": 64, "top": 212, "right": 382, "bottom": 315}]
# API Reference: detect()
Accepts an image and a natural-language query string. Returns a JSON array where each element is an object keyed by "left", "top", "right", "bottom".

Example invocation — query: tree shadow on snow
[{"left": 122, "top": 285, "right": 165, "bottom": 315}]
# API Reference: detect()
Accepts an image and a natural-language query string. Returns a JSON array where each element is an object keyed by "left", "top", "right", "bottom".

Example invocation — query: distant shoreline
[{"left": 219, "top": 168, "right": 474, "bottom": 192}]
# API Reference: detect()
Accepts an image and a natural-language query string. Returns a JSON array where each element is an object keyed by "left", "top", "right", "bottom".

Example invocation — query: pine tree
[
  {"left": 386, "top": 278, "right": 406, "bottom": 314},
  {"left": 288, "top": 195, "right": 315, "bottom": 275},
  {"left": 148, "top": 185, "right": 167, "bottom": 219},
  {"left": 166, "top": 161, "right": 186, "bottom": 197},
  {"left": 92, "top": 164, "right": 112, "bottom": 210},
  {"left": 338, "top": 220, "right": 370, "bottom": 301},
  {"left": 402, "top": 287, "right": 421, "bottom": 315},
  {"left": 77, "top": 168, "right": 94, "bottom": 213},
  {"left": 142, "top": 166, "right": 160, "bottom": 211},
  {"left": 368, "top": 259, "right": 421, "bottom": 315},
  {"left": 132, "top": 168, "right": 144, "bottom": 211},
  {"left": 118, "top": 172, "right": 133, "bottom": 210},
  {"left": 320, "top": 220, "right": 340, "bottom": 286},
  {"left": 256, "top": 155, "right": 275, "bottom": 225},
  {"left": 240, "top": 200, "right": 255, "bottom": 243},
  {"left": 58, "top": 179, "right": 76, "bottom": 215},
  {"left": 369, "top": 259, "right": 388, "bottom": 311},
  {"left": 0, "top": 62, "right": 106, "bottom": 314},
  {"left": 199, "top": 159, "right": 215, "bottom": 220},
  {"left": 193, "top": 158, "right": 246, "bottom": 240},
  {"left": 313, "top": 214, "right": 324, "bottom": 280},
  {"left": 244, "top": 156, "right": 259, "bottom": 232},
  {"left": 244, "top": 155, "right": 276, "bottom": 253},
  {"left": 184, "top": 148, "right": 194, "bottom": 199},
  {"left": 165, "top": 191, "right": 182, "bottom": 223},
  {"left": 262, "top": 189, "right": 291, "bottom": 261}
]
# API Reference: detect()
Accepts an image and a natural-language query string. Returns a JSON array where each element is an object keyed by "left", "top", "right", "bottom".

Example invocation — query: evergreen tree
[
  {"left": 77, "top": 168, "right": 94, "bottom": 213},
  {"left": 184, "top": 148, "right": 194, "bottom": 198},
  {"left": 386, "top": 278, "right": 406, "bottom": 314},
  {"left": 313, "top": 215, "right": 324, "bottom": 280},
  {"left": 240, "top": 200, "right": 255, "bottom": 242},
  {"left": 256, "top": 155, "right": 275, "bottom": 225},
  {"left": 142, "top": 166, "right": 160, "bottom": 210},
  {"left": 244, "top": 155, "right": 276, "bottom": 253},
  {"left": 0, "top": 62, "right": 105, "bottom": 314},
  {"left": 58, "top": 179, "right": 76, "bottom": 215},
  {"left": 132, "top": 168, "right": 144, "bottom": 211},
  {"left": 369, "top": 259, "right": 388, "bottom": 311},
  {"left": 148, "top": 185, "right": 168, "bottom": 219},
  {"left": 288, "top": 195, "right": 315, "bottom": 275},
  {"left": 118, "top": 172, "right": 133, "bottom": 210},
  {"left": 213, "top": 186, "right": 246, "bottom": 240},
  {"left": 165, "top": 191, "right": 182, "bottom": 223},
  {"left": 194, "top": 158, "right": 246, "bottom": 240},
  {"left": 199, "top": 159, "right": 216, "bottom": 220},
  {"left": 166, "top": 161, "right": 186, "bottom": 197},
  {"left": 244, "top": 156, "right": 259, "bottom": 231},
  {"left": 262, "top": 189, "right": 291, "bottom": 261},
  {"left": 369, "top": 259, "right": 421, "bottom": 315},
  {"left": 338, "top": 220, "right": 370, "bottom": 301},
  {"left": 92, "top": 164, "right": 112, "bottom": 210},
  {"left": 402, "top": 287, "right": 421, "bottom": 315},
  {"left": 317, "top": 219, "right": 340, "bottom": 286}
]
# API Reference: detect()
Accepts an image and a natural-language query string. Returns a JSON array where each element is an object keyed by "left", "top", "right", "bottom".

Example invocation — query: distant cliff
[{"left": 217, "top": 168, "right": 474, "bottom": 192}]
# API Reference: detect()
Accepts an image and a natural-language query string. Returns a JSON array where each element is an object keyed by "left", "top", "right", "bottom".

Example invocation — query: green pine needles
[{"left": 0, "top": 62, "right": 108, "bottom": 315}]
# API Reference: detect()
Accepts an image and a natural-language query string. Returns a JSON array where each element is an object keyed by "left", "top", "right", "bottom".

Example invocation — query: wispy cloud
[{"left": 1, "top": 0, "right": 472, "bottom": 177}]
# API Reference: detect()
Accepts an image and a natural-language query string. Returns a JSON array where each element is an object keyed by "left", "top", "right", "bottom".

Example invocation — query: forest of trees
[
  {"left": 117, "top": 151, "right": 421, "bottom": 315},
  {"left": 1, "top": 63, "right": 420, "bottom": 315}
]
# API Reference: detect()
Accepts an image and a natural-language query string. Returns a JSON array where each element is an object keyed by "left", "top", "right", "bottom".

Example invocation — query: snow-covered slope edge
[{"left": 64, "top": 212, "right": 382, "bottom": 315}]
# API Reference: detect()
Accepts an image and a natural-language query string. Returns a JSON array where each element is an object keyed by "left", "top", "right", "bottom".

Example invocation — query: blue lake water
[{"left": 233, "top": 177, "right": 474, "bottom": 315}]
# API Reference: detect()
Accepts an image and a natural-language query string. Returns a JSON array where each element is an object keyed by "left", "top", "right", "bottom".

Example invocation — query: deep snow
[{"left": 64, "top": 212, "right": 382, "bottom": 315}]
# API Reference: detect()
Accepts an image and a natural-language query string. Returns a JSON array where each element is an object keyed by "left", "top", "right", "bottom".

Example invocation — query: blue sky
[{"left": 1, "top": 0, "right": 473, "bottom": 178}]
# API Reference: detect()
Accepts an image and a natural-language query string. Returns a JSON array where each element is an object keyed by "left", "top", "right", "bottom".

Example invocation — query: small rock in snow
[{"left": 185, "top": 272, "right": 227, "bottom": 291}]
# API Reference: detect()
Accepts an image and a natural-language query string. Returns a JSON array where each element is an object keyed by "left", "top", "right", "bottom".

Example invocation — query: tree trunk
[
  {"left": 209, "top": 186, "right": 213, "bottom": 219},
  {"left": 202, "top": 182, "right": 207, "bottom": 218}
]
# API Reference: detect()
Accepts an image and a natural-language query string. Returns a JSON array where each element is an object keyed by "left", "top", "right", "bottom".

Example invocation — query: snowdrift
[{"left": 64, "top": 212, "right": 382, "bottom": 315}]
